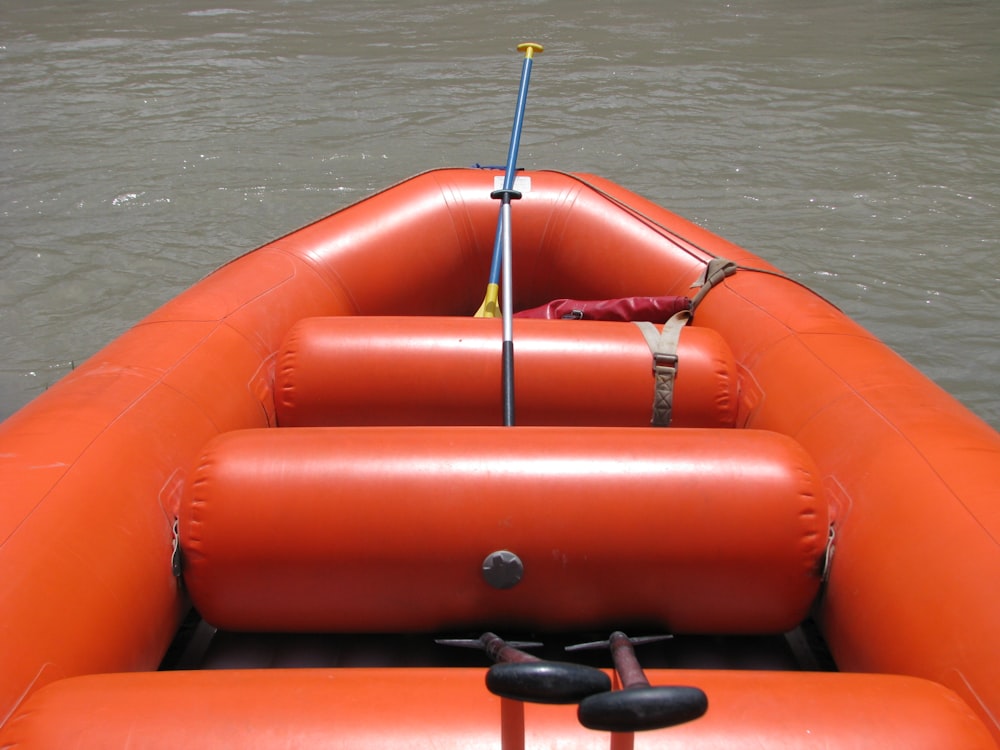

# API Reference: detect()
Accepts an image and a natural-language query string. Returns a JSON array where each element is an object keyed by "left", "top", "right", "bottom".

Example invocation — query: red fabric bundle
[{"left": 515, "top": 295, "right": 691, "bottom": 323}]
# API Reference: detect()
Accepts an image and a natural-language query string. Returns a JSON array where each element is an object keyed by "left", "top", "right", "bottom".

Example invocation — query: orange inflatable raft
[{"left": 0, "top": 168, "right": 998, "bottom": 748}]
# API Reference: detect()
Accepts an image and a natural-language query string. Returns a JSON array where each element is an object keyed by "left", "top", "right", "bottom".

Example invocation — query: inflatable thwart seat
[
  {"left": 274, "top": 315, "right": 739, "bottom": 428},
  {"left": 179, "top": 425, "right": 827, "bottom": 633}
]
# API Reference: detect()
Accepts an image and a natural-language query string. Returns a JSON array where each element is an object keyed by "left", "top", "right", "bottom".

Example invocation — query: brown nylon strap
[
  {"left": 633, "top": 309, "right": 691, "bottom": 427},
  {"left": 689, "top": 258, "right": 739, "bottom": 311}
]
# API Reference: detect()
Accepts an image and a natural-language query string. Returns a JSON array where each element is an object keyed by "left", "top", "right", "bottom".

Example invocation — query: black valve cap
[
  {"left": 577, "top": 685, "right": 708, "bottom": 732},
  {"left": 486, "top": 661, "right": 612, "bottom": 705}
]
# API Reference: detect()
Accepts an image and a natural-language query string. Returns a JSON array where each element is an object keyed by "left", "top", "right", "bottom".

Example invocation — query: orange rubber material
[
  {"left": 1, "top": 169, "right": 997, "bottom": 742},
  {"left": 180, "top": 426, "right": 827, "bottom": 634},
  {"left": 275, "top": 316, "right": 738, "bottom": 428},
  {"left": 2, "top": 668, "right": 995, "bottom": 749}
]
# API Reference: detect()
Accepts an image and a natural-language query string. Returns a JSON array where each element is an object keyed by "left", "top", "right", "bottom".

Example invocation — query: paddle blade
[{"left": 475, "top": 283, "right": 502, "bottom": 318}]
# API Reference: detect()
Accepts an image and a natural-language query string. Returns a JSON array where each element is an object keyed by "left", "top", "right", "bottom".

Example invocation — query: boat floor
[{"left": 160, "top": 613, "right": 836, "bottom": 673}]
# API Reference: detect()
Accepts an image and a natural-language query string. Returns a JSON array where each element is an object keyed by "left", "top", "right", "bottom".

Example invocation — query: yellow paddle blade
[{"left": 474, "top": 283, "right": 502, "bottom": 318}]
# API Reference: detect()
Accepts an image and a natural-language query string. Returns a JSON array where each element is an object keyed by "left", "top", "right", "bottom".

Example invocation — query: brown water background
[{"left": 2, "top": 0, "right": 997, "bottom": 427}]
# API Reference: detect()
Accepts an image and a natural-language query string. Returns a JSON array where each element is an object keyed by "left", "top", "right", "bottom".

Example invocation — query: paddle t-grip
[{"left": 517, "top": 42, "right": 544, "bottom": 59}]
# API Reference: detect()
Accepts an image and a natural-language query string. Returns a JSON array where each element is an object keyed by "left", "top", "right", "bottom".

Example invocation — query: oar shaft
[
  {"left": 500, "top": 199, "right": 516, "bottom": 426},
  {"left": 609, "top": 632, "right": 651, "bottom": 689},
  {"left": 500, "top": 698, "right": 526, "bottom": 750},
  {"left": 480, "top": 632, "right": 540, "bottom": 664}
]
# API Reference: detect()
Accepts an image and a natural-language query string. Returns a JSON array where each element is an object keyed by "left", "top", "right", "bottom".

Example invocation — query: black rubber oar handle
[
  {"left": 487, "top": 661, "right": 613, "bottom": 705},
  {"left": 577, "top": 684, "right": 708, "bottom": 732}
]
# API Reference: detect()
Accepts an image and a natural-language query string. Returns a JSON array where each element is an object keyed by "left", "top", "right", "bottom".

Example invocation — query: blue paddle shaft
[
  {"left": 487, "top": 48, "right": 539, "bottom": 287},
  {"left": 503, "top": 55, "right": 534, "bottom": 192}
]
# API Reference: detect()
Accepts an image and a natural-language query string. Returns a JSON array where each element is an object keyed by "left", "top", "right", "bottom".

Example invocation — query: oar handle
[
  {"left": 487, "top": 661, "right": 612, "bottom": 705},
  {"left": 577, "top": 685, "right": 708, "bottom": 732}
]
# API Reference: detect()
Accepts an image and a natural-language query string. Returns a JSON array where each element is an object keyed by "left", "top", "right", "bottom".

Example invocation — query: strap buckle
[
  {"left": 653, "top": 352, "right": 678, "bottom": 371},
  {"left": 634, "top": 310, "right": 690, "bottom": 427}
]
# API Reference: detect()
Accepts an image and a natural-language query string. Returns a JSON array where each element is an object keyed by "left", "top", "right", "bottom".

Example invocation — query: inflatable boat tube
[
  {"left": 180, "top": 426, "right": 827, "bottom": 633},
  {"left": 3, "top": 668, "right": 995, "bottom": 749},
  {"left": 274, "top": 317, "right": 738, "bottom": 428}
]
